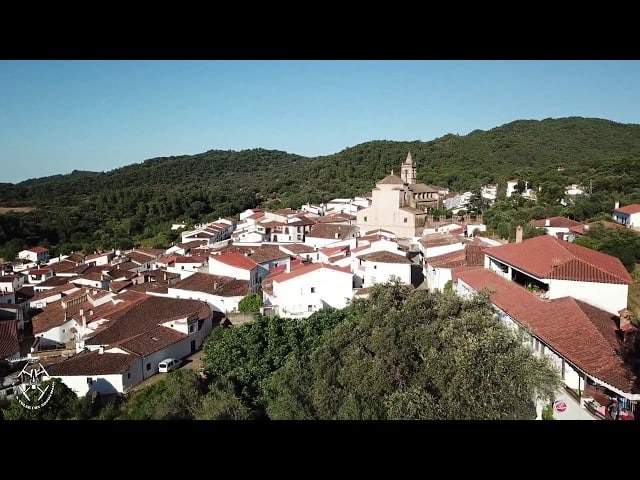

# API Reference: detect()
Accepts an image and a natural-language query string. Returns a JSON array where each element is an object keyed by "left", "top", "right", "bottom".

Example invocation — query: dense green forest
[
  {"left": 1, "top": 283, "right": 562, "bottom": 420},
  {"left": 2, "top": 117, "right": 640, "bottom": 259}
]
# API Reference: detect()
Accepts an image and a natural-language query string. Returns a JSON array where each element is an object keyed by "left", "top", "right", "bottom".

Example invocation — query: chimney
[
  {"left": 515, "top": 225, "right": 523, "bottom": 244},
  {"left": 98, "top": 346, "right": 104, "bottom": 355},
  {"left": 615, "top": 201, "right": 620, "bottom": 210},
  {"left": 545, "top": 219, "right": 550, "bottom": 227},
  {"left": 286, "top": 261, "right": 291, "bottom": 273}
]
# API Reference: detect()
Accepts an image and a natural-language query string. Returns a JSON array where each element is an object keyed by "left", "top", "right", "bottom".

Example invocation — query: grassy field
[
  {"left": 629, "top": 265, "right": 640, "bottom": 324},
  {"left": 0, "top": 206, "right": 35, "bottom": 214}
]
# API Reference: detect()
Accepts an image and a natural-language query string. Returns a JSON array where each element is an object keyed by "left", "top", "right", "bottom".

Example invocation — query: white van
[{"left": 158, "top": 358, "right": 179, "bottom": 373}]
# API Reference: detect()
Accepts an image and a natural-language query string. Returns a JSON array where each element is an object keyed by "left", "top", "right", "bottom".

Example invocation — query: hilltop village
[{"left": 1, "top": 151, "right": 640, "bottom": 420}]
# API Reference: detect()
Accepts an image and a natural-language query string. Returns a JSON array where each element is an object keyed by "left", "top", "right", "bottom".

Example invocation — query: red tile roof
[
  {"left": 279, "top": 244, "right": 316, "bottom": 254},
  {"left": 270, "top": 262, "right": 351, "bottom": 284},
  {"left": 86, "top": 296, "right": 210, "bottom": 346},
  {"left": 614, "top": 204, "right": 640, "bottom": 215},
  {"left": 485, "top": 235, "right": 632, "bottom": 284},
  {"left": 357, "top": 251, "right": 411, "bottom": 264},
  {"left": 119, "top": 326, "right": 187, "bottom": 357},
  {"left": 28, "top": 246, "right": 49, "bottom": 254},
  {"left": 172, "top": 272, "right": 249, "bottom": 297},
  {"left": 530, "top": 216, "right": 583, "bottom": 229},
  {"left": 210, "top": 251, "right": 258, "bottom": 270},
  {"left": 0, "top": 320, "right": 19, "bottom": 359},
  {"left": 419, "top": 233, "right": 463, "bottom": 248},
  {"left": 456, "top": 268, "right": 638, "bottom": 394},
  {"left": 46, "top": 350, "right": 137, "bottom": 376},
  {"left": 307, "top": 224, "right": 358, "bottom": 239}
]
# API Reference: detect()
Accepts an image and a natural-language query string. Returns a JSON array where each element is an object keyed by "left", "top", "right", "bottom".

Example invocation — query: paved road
[{"left": 129, "top": 349, "right": 206, "bottom": 393}]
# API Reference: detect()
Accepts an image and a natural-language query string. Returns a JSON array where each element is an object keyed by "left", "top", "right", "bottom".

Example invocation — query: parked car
[{"left": 158, "top": 358, "right": 179, "bottom": 373}]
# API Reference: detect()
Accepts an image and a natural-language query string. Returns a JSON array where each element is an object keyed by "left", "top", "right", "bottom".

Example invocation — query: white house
[
  {"left": 263, "top": 263, "right": 353, "bottom": 319},
  {"left": 167, "top": 272, "right": 249, "bottom": 314},
  {"left": 612, "top": 202, "right": 640, "bottom": 229},
  {"left": 208, "top": 251, "right": 263, "bottom": 291},
  {"left": 506, "top": 179, "right": 519, "bottom": 198},
  {"left": 483, "top": 235, "right": 632, "bottom": 315},
  {"left": 84, "top": 251, "right": 115, "bottom": 266},
  {"left": 481, "top": 184, "right": 498, "bottom": 203},
  {"left": 418, "top": 233, "right": 464, "bottom": 259},
  {"left": 304, "top": 224, "right": 359, "bottom": 250},
  {"left": 529, "top": 216, "right": 583, "bottom": 241},
  {"left": 0, "top": 275, "right": 24, "bottom": 304},
  {"left": 455, "top": 267, "right": 640, "bottom": 419},
  {"left": 354, "top": 251, "right": 412, "bottom": 288},
  {"left": 18, "top": 246, "right": 49, "bottom": 264}
]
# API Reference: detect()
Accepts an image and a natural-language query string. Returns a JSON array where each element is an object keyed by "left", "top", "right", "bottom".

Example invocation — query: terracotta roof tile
[
  {"left": 172, "top": 272, "right": 249, "bottom": 297},
  {"left": 210, "top": 251, "right": 258, "bottom": 270},
  {"left": 485, "top": 235, "right": 632, "bottom": 284},
  {"left": 456, "top": 268, "right": 638, "bottom": 394},
  {"left": 530, "top": 216, "right": 583, "bottom": 229},
  {"left": 119, "top": 326, "right": 187, "bottom": 357},
  {"left": 0, "top": 320, "right": 19, "bottom": 359},
  {"left": 46, "top": 350, "right": 137, "bottom": 376},
  {"left": 357, "top": 251, "right": 411, "bottom": 264},
  {"left": 614, "top": 204, "right": 640, "bottom": 215}
]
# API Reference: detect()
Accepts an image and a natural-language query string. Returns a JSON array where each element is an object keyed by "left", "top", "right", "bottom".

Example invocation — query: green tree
[
  {"left": 238, "top": 293, "right": 263, "bottom": 313},
  {"left": 263, "top": 282, "right": 560, "bottom": 420},
  {"left": 120, "top": 370, "right": 204, "bottom": 420},
  {"left": 2, "top": 379, "right": 81, "bottom": 420}
]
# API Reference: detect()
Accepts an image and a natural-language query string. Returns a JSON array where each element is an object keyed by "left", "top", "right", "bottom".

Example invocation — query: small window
[
  {"left": 308, "top": 305, "right": 313, "bottom": 312},
  {"left": 87, "top": 378, "right": 93, "bottom": 385},
  {"left": 127, "top": 373, "right": 131, "bottom": 379},
  {"left": 189, "top": 324, "right": 195, "bottom": 333},
  {"left": 364, "top": 216, "right": 367, "bottom": 222},
  {"left": 403, "top": 218, "right": 407, "bottom": 223},
  {"left": 373, "top": 265, "right": 377, "bottom": 269},
  {"left": 310, "top": 287, "right": 315, "bottom": 293},
  {"left": 146, "top": 363, "right": 151, "bottom": 371}
]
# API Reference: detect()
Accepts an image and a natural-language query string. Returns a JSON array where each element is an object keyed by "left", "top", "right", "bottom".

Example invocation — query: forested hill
[{"left": 2, "top": 116, "right": 640, "bottom": 257}]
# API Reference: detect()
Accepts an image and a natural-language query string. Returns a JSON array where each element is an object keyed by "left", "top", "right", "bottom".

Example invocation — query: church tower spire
[{"left": 401, "top": 151, "right": 416, "bottom": 184}]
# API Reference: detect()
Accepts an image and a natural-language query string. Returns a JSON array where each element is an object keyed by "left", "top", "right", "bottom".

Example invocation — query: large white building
[
  {"left": 167, "top": 272, "right": 249, "bottom": 314},
  {"left": 354, "top": 251, "right": 412, "bottom": 288},
  {"left": 483, "top": 235, "right": 632, "bottom": 316}
]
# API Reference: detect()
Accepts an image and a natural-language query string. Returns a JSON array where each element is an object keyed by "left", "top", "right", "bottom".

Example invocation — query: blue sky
[{"left": 1, "top": 60, "right": 640, "bottom": 183}]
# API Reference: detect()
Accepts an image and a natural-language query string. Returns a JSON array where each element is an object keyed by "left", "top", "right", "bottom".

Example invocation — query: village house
[
  {"left": 424, "top": 244, "right": 485, "bottom": 291},
  {"left": 418, "top": 232, "right": 465, "bottom": 259},
  {"left": 166, "top": 272, "right": 249, "bottom": 314},
  {"left": 46, "top": 295, "right": 214, "bottom": 397},
  {"left": 18, "top": 246, "right": 49, "bottom": 264},
  {"left": 25, "top": 267, "right": 54, "bottom": 285},
  {"left": 262, "top": 262, "right": 353, "bottom": 319},
  {"left": 208, "top": 251, "right": 263, "bottom": 291},
  {"left": 455, "top": 267, "right": 639, "bottom": 420},
  {"left": 83, "top": 251, "right": 115, "bottom": 266},
  {"left": 483, "top": 235, "right": 632, "bottom": 316},
  {"left": 181, "top": 218, "right": 235, "bottom": 245},
  {"left": 354, "top": 251, "right": 412, "bottom": 288},
  {"left": 612, "top": 202, "right": 640, "bottom": 229},
  {"left": 0, "top": 275, "right": 24, "bottom": 304},
  {"left": 304, "top": 223, "right": 359, "bottom": 249},
  {"left": 278, "top": 243, "right": 319, "bottom": 262},
  {"left": 529, "top": 216, "right": 583, "bottom": 241}
]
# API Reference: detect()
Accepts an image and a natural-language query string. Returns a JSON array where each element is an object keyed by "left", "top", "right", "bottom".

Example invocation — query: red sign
[{"left": 554, "top": 401, "right": 567, "bottom": 413}]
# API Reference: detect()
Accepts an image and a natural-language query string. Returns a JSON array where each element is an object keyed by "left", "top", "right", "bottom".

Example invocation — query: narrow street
[{"left": 128, "top": 349, "right": 206, "bottom": 393}]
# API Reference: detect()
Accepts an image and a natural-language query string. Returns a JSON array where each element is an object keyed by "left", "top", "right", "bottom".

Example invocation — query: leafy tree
[
  {"left": 195, "top": 379, "right": 254, "bottom": 420},
  {"left": 263, "top": 282, "right": 561, "bottom": 420},
  {"left": 2, "top": 379, "right": 81, "bottom": 420},
  {"left": 120, "top": 370, "right": 205, "bottom": 420},
  {"left": 238, "top": 293, "right": 263, "bottom": 313}
]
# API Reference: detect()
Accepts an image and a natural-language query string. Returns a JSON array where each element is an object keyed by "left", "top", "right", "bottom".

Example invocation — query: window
[
  {"left": 310, "top": 287, "right": 315, "bottom": 293},
  {"left": 308, "top": 305, "right": 313, "bottom": 312},
  {"left": 127, "top": 373, "right": 131, "bottom": 379},
  {"left": 404, "top": 218, "right": 407, "bottom": 223},
  {"left": 146, "top": 363, "right": 151, "bottom": 371},
  {"left": 189, "top": 324, "right": 195, "bottom": 333},
  {"left": 364, "top": 216, "right": 367, "bottom": 222},
  {"left": 373, "top": 265, "right": 377, "bottom": 269},
  {"left": 87, "top": 378, "right": 93, "bottom": 385}
]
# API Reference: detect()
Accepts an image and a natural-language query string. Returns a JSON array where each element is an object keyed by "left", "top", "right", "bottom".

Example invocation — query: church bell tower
[{"left": 401, "top": 151, "right": 416, "bottom": 185}]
